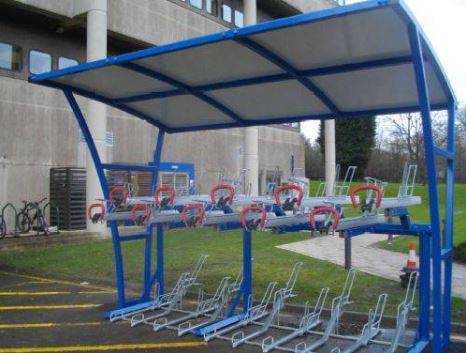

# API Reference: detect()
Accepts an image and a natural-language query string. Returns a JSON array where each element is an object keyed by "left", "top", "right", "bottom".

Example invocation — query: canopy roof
[{"left": 29, "top": 0, "right": 455, "bottom": 134}]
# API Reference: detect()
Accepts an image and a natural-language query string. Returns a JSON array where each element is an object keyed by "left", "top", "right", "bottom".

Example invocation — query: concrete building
[{"left": 0, "top": 0, "right": 335, "bottom": 229}]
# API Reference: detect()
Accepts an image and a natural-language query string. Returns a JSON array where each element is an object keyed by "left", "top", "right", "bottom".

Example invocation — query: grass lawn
[
  {"left": 0, "top": 228, "right": 465, "bottom": 323},
  {"left": 358, "top": 183, "right": 466, "bottom": 256},
  {"left": 308, "top": 181, "right": 466, "bottom": 255}
]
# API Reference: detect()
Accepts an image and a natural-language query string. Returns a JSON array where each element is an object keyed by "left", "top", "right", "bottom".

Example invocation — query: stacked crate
[{"left": 49, "top": 168, "right": 86, "bottom": 230}]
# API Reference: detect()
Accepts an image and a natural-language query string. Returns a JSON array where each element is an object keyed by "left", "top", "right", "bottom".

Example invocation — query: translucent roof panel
[{"left": 30, "top": 0, "right": 455, "bottom": 134}]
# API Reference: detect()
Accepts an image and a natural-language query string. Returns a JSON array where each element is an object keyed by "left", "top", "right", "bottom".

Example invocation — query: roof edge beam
[
  {"left": 113, "top": 55, "right": 413, "bottom": 104},
  {"left": 120, "top": 62, "right": 247, "bottom": 125},
  {"left": 234, "top": 37, "right": 341, "bottom": 114}
]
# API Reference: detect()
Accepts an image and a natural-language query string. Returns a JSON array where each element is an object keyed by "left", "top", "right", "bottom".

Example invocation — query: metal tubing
[
  {"left": 143, "top": 129, "right": 165, "bottom": 301},
  {"left": 443, "top": 102, "right": 455, "bottom": 348},
  {"left": 243, "top": 229, "right": 253, "bottom": 312},
  {"left": 151, "top": 130, "right": 165, "bottom": 194},
  {"left": 409, "top": 24, "right": 442, "bottom": 353},
  {"left": 344, "top": 234, "right": 351, "bottom": 270},
  {"left": 418, "top": 232, "right": 431, "bottom": 341},
  {"left": 142, "top": 224, "right": 153, "bottom": 301},
  {"left": 156, "top": 223, "right": 164, "bottom": 296},
  {"left": 63, "top": 90, "right": 126, "bottom": 308}
]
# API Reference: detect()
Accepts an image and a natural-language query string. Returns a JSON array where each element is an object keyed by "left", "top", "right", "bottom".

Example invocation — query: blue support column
[
  {"left": 142, "top": 223, "right": 153, "bottom": 301},
  {"left": 418, "top": 231, "right": 431, "bottom": 342},
  {"left": 151, "top": 130, "right": 165, "bottom": 194},
  {"left": 155, "top": 223, "right": 165, "bottom": 295},
  {"left": 242, "top": 229, "right": 252, "bottom": 313},
  {"left": 63, "top": 90, "right": 126, "bottom": 307},
  {"left": 409, "top": 25, "right": 443, "bottom": 353},
  {"left": 143, "top": 130, "right": 165, "bottom": 300},
  {"left": 442, "top": 102, "right": 455, "bottom": 349}
]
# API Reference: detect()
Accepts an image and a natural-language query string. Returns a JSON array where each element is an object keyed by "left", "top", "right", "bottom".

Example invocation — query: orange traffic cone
[
  {"left": 400, "top": 242, "right": 418, "bottom": 288},
  {"left": 406, "top": 242, "right": 417, "bottom": 269}
]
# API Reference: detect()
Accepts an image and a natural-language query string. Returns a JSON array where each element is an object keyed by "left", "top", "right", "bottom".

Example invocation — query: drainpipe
[
  {"left": 75, "top": 0, "right": 108, "bottom": 233},
  {"left": 324, "top": 120, "right": 336, "bottom": 196},
  {"left": 243, "top": 0, "right": 259, "bottom": 196}
]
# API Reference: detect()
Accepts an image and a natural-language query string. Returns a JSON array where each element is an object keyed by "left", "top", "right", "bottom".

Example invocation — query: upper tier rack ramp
[{"left": 29, "top": 0, "right": 455, "bottom": 133}]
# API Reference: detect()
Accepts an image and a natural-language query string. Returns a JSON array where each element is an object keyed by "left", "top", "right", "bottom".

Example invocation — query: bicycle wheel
[
  {"left": 16, "top": 212, "right": 31, "bottom": 233},
  {"left": 37, "top": 214, "right": 48, "bottom": 236},
  {"left": 0, "top": 216, "right": 6, "bottom": 238}
]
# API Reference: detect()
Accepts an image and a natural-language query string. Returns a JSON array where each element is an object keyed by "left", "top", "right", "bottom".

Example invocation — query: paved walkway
[{"left": 277, "top": 234, "right": 466, "bottom": 299}]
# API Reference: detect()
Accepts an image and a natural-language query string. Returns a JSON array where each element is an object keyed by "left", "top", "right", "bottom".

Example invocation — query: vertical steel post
[
  {"left": 156, "top": 223, "right": 164, "bottom": 295},
  {"left": 418, "top": 231, "right": 431, "bottom": 341},
  {"left": 144, "top": 129, "right": 165, "bottom": 299},
  {"left": 64, "top": 90, "right": 126, "bottom": 307},
  {"left": 151, "top": 130, "right": 165, "bottom": 194},
  {"left": 142, "top": 223, "right": 153, "bottom": 301},
  {"left": 243, "top": 229, "right": 252, "bottom": 312},
  {"left": 344, "top": 233, "right": 352, "bottom": 270},
  {"left": 409, "top": 25, "right": 442, "bottom": 353},
  {"left": 442, "top": 102, "right": 455, "bottom": 349}
]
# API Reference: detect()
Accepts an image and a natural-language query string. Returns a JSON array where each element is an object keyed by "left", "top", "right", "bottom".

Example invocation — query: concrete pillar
[
  {"left": 324, "top": 119, "right": 336, "bottom": 196},
  {"left": 85, "top": 0, "right": 107, "bottom": 232},
  {"left": 243, "top": 0, "right": 259, "bottom": 196}
]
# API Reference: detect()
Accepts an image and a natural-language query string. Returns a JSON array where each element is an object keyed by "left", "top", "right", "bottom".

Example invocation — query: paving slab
[{"left": 277, "top": 234, "right": 466, "bottom": 299}]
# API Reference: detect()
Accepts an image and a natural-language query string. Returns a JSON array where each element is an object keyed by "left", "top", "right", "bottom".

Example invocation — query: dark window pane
[
  {"left": 234, "top": 10, "right": 243, "bottom": 27},
  {"left": 30, "top": 50, "right": 52, "bottom": 74},
  {"left": 222, "top": 4, "right": 232, "bottom": 22},
  {"left": 206, "top": 0, "right": 218, "bottom": 15},
  {"left": 0, "top": 42, "right": 22, "bottom": 71},
  {"left": 58, "top": 57, "right": 79, "bottom": 69},
  {"left": 189, "top": 0, "right": 202, "bottom": 9}
]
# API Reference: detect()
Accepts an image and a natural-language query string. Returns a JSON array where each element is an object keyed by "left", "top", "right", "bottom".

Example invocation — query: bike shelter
[{"left": 30, "top": 1, "right": 456, "bottom": 352}]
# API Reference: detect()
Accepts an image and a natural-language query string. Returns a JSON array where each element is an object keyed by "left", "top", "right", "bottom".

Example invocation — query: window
[
  {"left": 234, "top": 10, "right": 244, "bottom": 27},
  {"left": 222, "top": 4, "right": 232, "bottom": 22},
  {"left": 29, "top": 50, "right": 52, "bottom": 74},
  {"left": 189, "top": 0, "right": 202, "bottom": 9},
  {"left": 160, "top": 172, "right": 190, "bottom": 196},
  {"left": 0, "top": 42, "right": 22, "bottom": 71},
  {"left": 206, "top": 0, "right": 218, "bottom": 15},
  {"left": 58, "top": 57, "right": 78, "bottom": 70}
]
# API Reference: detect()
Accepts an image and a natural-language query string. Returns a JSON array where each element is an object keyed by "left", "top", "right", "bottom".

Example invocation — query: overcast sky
[{"left": 301, "top": 0, "right": 466, "bottom": 141}]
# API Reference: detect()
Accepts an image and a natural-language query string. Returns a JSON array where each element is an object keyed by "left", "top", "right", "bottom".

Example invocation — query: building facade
[{"left": 0, "top": 0, "right": 334, "bottom": 219}]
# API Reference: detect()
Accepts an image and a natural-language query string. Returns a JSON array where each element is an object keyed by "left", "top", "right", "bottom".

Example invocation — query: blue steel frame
[{"left": 32, "top": 1, "right": 456, "bottom": 352}]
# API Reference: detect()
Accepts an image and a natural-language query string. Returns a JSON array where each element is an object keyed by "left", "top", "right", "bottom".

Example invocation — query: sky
[{"left": 301, "top": 0, "right": 466, "bottom": 141}]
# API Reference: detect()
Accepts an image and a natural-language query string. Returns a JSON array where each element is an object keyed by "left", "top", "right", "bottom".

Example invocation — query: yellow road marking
[
  {"left": 0, "top": 341, "right": 206, "bottom": 352},
  {"left": 0, "top": 322, "right": 102, "bottom": 329},
  {"left": 0, "top": 271, "right": 115, "bottom": 293},
  {"left": 0, "top": 281, "right": 50, "bottom": 291},
  {"left": 0, "top": 304, "right": 102, "bottom": 310},
  {"left": 0, "top": 291, "right": 112, "bottom": 296}
]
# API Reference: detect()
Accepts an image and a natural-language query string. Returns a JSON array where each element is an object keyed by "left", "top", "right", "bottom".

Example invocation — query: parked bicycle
[
  {"left": 16, "top": 198, "right": 50, "bottom": 236},
  {"left": 0, "top": 208, "right": 6, "bottom": 238}
]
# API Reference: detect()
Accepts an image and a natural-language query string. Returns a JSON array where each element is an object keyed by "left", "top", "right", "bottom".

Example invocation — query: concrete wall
[
  {"left": 283, "top": 0, "right": 336, "bottom": 13},
  {"left": 0, "top": 0, "right": 318, "bottom": 227}
]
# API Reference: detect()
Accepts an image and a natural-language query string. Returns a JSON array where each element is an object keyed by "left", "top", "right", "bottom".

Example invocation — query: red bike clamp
[
  {"left": 88, "top": 203, "right": 105, "bottom": 223},
  {"left": 240, "top": 205, "right": 266, "bottom": 230},
  {"left": 131, "top": 204, "right": 152, "bottom": 224},
  {"left": 274, "top": 184, "right": 304, "bottom": 208},
  {"left": 109, "top": 186, "right": 129, "bottom": 207},
  {"left": 182, "top": 204, "right": 206, "bottom": 227},
  {"left": 210, "top": 184, "right": 235, "bottom": 206},
  {"left": 349, "top": 185, "right": 383, "bottom": 209},
  {"left": 309, "top": 206, "right": 340, "bottom": 231},
  {"left": 154, "top": 185, "right": 176, "bottom": 207}
]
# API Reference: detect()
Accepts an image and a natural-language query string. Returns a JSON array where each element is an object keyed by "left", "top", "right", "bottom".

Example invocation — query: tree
[
  {"left": 318, "top": 117, "right": 376, "bottom": 178},
  {"left": 304, "top": 139, "right": 324, "bottom": 180}
]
